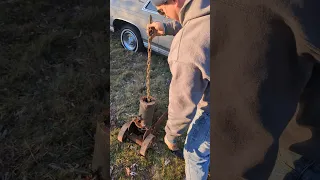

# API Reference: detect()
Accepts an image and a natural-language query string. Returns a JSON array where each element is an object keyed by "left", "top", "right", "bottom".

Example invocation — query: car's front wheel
[{"left": 120, "top": 24, "right": 144, "bottom": 52}]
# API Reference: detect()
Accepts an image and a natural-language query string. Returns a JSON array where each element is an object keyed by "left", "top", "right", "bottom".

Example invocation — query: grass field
[
  {"left": 110, "top": 32, "right": 186, "bottom": 179},
  {"left": 0, "top": 1, "right": 107, "bottom": 179},
  {"left": 0, "top": 0, "right": 186, "bottom": 179}
]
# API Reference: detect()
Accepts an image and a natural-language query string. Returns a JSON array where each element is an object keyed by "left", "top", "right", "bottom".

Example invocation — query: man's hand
[
  {"left": 146, "top": 22, "right": 165, "bottom": 39},
  {"left": 164, "top": 134, "right": 179, "bottom": 151}
]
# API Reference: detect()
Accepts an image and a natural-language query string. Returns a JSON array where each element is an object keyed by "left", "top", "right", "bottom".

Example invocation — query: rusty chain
[{"left": 146, "top": 15, "right": 152, "bottom": 102}]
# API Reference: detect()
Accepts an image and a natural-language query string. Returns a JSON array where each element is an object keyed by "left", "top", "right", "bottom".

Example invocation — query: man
[
  {"left": 212, "top": 0, "right": 320, "bottom": 179},
  {"left": 148, "top": 0, "right": 210, "bottom": 179}
]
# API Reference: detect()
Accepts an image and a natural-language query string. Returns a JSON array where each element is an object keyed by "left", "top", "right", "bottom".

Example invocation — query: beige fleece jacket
[{"left": 163, "top": 0, "right": 210, "bottom": 143}]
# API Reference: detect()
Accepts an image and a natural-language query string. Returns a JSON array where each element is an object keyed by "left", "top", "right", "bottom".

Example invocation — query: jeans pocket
[{"left": 185, "top": 113, "right": 210, "bottom": 154}]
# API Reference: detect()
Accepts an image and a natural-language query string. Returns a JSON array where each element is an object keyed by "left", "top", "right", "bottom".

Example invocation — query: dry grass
[
  {"left": 0, "top": 0, "right": 108, "bottom": 179},
  {"left": 0, "top": 0, "right": 187, "bottom": 179}
]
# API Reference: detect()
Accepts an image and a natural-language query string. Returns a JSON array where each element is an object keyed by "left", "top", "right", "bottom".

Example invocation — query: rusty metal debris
[
  {"left": 117, "top": 99, "right": 167, "bottom": 156},
  {"left": 117, "top": 15, "right": 167, "bottom": 157}
]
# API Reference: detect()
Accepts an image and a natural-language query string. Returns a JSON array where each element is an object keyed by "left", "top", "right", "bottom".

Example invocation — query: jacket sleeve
[
  {"left": 164, "top": 61, "right": 209, "bottom": 143},
  {"left": 163, "top": 21, "right": 182, "bottom": 36}
]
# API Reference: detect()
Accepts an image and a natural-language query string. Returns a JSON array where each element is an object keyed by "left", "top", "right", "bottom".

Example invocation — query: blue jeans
[
  {"left": 270, "top": 148, "right": 320, "bottom": 180},
  {"left": 184, "top": 109, "right": 210, "bottom": 180}
]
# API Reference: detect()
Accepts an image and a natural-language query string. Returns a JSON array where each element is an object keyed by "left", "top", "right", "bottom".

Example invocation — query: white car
[{"left": 110, "top": 0, "right": 177, "bottom": 56}]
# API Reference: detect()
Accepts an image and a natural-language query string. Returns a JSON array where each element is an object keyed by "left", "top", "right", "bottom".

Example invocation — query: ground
[
  {"left": 109, "top": 32, "right": 186, "bottom": 179},
  {"left": 0, "top": 0, "right": 107, "bottom": 179},
  {"left": 0, "top": 0, "right": 185, "bottom": 179}
]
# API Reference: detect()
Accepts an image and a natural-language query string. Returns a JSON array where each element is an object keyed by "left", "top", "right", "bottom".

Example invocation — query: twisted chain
[{"left": 146, "top": 15, "right": 152, "bottom": 102}]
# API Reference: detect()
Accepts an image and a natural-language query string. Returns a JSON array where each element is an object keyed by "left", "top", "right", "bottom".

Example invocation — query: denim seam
[{"left": 297, "top": 161, "right": 316, "bottom": 180}]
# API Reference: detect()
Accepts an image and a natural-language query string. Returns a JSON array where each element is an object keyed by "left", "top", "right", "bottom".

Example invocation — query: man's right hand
[{"left": 146, "top": 22, "right": 165, "bottom": 39}]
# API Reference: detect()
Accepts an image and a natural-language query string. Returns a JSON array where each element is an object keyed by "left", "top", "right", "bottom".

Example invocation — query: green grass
[{"left": 110, "top": 33, "right": 186, "bottom": 179}]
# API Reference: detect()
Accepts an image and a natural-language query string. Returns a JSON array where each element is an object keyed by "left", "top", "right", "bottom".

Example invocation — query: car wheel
[{"left": 120, "top": 24, "right": 144, "bottom": 52}]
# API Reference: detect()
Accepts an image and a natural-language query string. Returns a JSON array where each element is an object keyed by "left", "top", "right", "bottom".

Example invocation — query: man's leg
[{"left": 183, "top": 110, "right": 210, "bottom": 180}]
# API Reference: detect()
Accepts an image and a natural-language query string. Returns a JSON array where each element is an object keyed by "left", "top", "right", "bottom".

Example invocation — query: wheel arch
[{"left": 113, "top": 19, "right": 142, "bottom": 35}]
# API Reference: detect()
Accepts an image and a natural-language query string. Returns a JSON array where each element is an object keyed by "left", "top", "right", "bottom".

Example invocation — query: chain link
[{"left": 146, "top": 15, "right": 152, "bottom": 102}]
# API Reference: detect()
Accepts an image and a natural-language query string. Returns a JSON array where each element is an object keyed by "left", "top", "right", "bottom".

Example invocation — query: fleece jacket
[{"left": 163, "top": 0, "right": 210, "bottom": 143}]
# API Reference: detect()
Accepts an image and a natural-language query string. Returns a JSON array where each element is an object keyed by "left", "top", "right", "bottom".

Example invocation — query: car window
[{"left": 145, "top": 1, "right": 157, "bottom": 12}]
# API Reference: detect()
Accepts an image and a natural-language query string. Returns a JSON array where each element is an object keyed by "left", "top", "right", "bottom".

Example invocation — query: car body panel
[{"left": 110, "top": 0, "right": 176, "bottom": 56}]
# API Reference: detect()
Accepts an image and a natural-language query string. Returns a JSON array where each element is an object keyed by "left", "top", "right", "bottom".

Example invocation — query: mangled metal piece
[{"left": 117, "top": 96, "right": 167, "bottom": 156}]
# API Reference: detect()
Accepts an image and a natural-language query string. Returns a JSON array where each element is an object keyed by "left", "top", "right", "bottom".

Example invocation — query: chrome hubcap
[{"left": 121, "top": 29, "right": 138, "bottom": 51}]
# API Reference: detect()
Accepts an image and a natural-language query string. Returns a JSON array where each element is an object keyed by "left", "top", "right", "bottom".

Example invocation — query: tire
[{"left": 120, "top": 24, "right": 144, "bottom": 52}]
